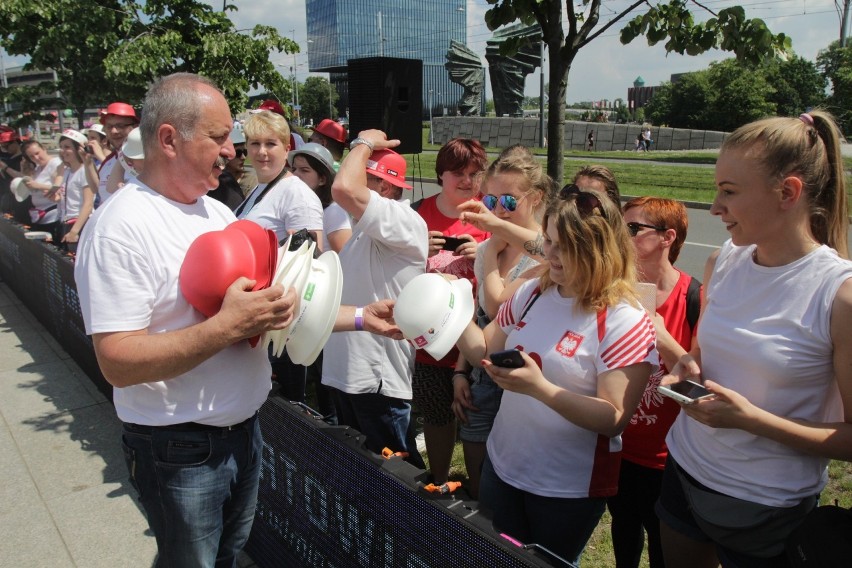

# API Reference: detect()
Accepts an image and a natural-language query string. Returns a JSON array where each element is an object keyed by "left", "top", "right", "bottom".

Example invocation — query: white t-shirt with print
[
  {"left": 487, "top": 279, "right": 658, "bottom": 498},
  {"left": 60, "top": 166, "right": 88, "bottom": 221}
]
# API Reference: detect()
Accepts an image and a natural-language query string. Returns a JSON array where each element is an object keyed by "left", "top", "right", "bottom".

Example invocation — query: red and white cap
[
  {"left": 59, "top": 129, "right": 88, "bottom": 146},
  {"left": 365, "top": 149, "right": 411, "bottom": 189}
]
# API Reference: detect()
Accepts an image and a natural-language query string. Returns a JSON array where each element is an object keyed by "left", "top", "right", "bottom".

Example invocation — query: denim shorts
[{"left": 459, "top": 367, "right": 503, "bottom": 443}]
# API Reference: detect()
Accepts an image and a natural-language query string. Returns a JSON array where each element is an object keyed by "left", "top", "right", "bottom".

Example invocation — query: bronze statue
[
  {"left": 485, "top": 24, "right": 541, "bottom": 117},
  {"left": 445, "top": 40, "right": 485, "bottom": 116}
]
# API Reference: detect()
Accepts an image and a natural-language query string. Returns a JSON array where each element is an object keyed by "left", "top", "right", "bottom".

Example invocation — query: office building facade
[{"left": 306, "top": 0, "right": 466, "bottom": 119}]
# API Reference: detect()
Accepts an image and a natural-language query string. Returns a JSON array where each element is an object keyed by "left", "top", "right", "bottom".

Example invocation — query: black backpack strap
[
  {"left": 410, "top": 198, "right": 424, "bottom": 212},
  {"left": 686, "top": 276, "right": 702, "bottom": 330}
]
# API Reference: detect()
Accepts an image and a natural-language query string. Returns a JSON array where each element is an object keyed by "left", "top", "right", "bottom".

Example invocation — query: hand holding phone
[
  {"left": 489, "top": 349, "right": 525, "bottom": 368},
  {"left": 657, "top": 379, "right": 714, "bottom": 404},
  {"left": 440, "top": 236, "right": 467, "bottom": 252}
]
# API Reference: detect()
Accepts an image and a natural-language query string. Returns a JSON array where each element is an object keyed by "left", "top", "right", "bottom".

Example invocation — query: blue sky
[{"left": 2, "top": 0, "right": 844, "bottom": 103}]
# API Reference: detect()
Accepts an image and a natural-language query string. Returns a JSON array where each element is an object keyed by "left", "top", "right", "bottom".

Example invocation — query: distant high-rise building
[{"left": 306, "top": 0, "right": 466, "bottom": 119}]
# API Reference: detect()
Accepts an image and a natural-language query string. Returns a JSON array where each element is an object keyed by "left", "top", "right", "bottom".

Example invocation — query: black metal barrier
[
  {"left": 0, "top": 216, "right": 553, "bottom": 568},
  {"left": 0, "top": 216, "right": 110, "bottom": 397},
  {"left": 248, "top": 398, "right": 553, "bottom": 568}
]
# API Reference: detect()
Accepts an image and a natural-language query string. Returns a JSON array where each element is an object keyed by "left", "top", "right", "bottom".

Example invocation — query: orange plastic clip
[
  {"left": 381, "top": 447, "right": 410, "bottom": 459},
  {"left": 423, "top": 481, "right": 462, "bottom": 494}
]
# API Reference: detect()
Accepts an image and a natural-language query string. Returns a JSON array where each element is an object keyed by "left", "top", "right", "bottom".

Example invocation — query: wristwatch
[{"left": 349, "top": 137, "right": 374, "bottom": 153}]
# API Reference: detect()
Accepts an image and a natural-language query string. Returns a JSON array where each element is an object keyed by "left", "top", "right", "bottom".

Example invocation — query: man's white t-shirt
[
  {"left": 322, "top": 191, "right": 428, "bottom": 399},
  {"left": 240, "top": 175, "right": 323, "bottom": 243},
  {"left": 74, "top": 182, "right": 271, "bottom": 427}
]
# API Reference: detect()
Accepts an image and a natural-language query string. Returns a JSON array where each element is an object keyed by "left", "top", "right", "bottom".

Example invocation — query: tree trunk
[{"left": 546, "top": 44, "right": 572, "bottom": 186}]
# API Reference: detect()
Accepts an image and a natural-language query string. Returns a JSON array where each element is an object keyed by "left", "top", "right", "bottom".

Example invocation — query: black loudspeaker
[{"left": 347, "top": 57, "right": 423, "bottom": 155}]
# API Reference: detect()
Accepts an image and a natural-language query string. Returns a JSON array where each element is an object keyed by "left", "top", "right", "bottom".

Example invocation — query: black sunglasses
[
  {"left": 558, "top": 184, "right": 603, "bottom": 216},
  {"left": 234, "top": 148, "right": 247, "bottom": 158},
  {"left": 626, "top": 222, "right": 667, "bottom": 237}
]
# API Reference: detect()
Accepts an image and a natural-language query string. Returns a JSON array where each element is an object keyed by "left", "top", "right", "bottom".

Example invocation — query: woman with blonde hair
[
  {"left": 236, "top": 110, "right": 323, "bottom": 248},
  {"left": 455, "top": 185, "right": 657, "bottom": 564},
  {"left": 451, "top": 152, "right": 550, "bottom": 499},
  {"left": 658, "top": 110, "right": 852, "bottom": 568}
]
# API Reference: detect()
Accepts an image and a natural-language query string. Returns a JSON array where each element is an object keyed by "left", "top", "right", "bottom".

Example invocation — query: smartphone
[
  {"left": 489, "top": 349, "right": 525, "bottom": 368},
  {"left": 84, "top": 145, "right": 94, "bottom": 155},
  {"left": 657, "top": 379, "right": 714, "bottom": 404},
  {"left": 440, "top": 236, "right": 467, "bottom": 251}
]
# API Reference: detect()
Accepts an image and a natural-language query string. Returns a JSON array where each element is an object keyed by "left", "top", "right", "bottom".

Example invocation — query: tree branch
[
  {"left": 689, "top": 0, "right": 719, "bottom": 18},
  {"left": 580, "top": 0, "right": 645, "bottom": 48}
]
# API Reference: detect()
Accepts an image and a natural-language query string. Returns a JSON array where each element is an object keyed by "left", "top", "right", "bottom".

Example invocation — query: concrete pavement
[{"left": 0, "top": 281, "right": 257, "bottom": 568}]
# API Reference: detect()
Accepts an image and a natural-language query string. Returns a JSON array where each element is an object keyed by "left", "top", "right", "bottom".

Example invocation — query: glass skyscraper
[{"left": 306, "top": 0, "right": 466, "bottom": 119}]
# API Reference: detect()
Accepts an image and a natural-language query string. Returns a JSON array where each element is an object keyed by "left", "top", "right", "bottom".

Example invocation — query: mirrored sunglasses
[
  {"left": 482, "top": 193, "right": 526, "bottom": 212},
  {"left": 558, "top": 184, "right": 603, "bottom": 217}
]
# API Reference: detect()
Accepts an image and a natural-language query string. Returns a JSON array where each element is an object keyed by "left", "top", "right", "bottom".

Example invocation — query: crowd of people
[{"left": 2, "top": 73, "right": 850, "bottom": 568}]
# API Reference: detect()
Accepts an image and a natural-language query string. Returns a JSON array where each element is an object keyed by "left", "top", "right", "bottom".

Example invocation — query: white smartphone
[{"left": 657, "top": 379, "right": 714, "bottom": 404}]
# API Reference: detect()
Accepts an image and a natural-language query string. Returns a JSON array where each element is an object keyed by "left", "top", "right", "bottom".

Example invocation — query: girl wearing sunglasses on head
[
  {"left": 455, "top": 185, "right": 658, "bottom": 565},
  {"left": 452, "top": 152, "right": 552, "bottom": 499},
  {"left": 658, "top": 111, "right": 852, "bottom": 568}
]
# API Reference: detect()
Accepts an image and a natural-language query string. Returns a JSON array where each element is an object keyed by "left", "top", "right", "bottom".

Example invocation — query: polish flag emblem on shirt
[{"left": 556, "top": 331, "right": 584, "bottom": 358}]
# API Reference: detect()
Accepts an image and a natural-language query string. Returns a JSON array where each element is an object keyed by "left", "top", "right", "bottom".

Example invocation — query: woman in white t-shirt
[
  {"left": 56, "top": 130, "right": 95, "bottom": 251},
  {"left": 658, "top": 110, "right": 852, "bottom": 568},
  {"left": 20, "top": 140, "right": 63, "bottom": 238},
  {"left": 455, "top": 186, "right": 658, "bottom": 565},
  {"left": 237, "top": 111, "right": 324, "bottom": 249}
]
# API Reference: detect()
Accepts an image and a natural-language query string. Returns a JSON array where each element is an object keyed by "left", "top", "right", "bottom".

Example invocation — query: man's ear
[{"left": 158, "top": 124, "right": 179, "bottom": 158}]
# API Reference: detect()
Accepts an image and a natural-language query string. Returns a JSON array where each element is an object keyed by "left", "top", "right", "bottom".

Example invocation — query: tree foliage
[
  {"left": 817, "top": 42, "right": 852, "bottom": 134},
  {"left": 644, "top": 57, "right": 825, "bottom": 131},
  {"left": 0, "top": 0, "right": 297, "bottom": 125},
  {"left": 298, "top": 76, "right": 339, "bottom": 124},
  {"left": 484, "top": 0, "right": 791, "bottom": 183}
]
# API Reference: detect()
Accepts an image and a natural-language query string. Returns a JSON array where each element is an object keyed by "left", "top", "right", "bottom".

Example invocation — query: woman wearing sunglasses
[
  {"left": 410, "top": 137, "right": 489, "bottom": 488},
  {"left": 608, "top": 197, "right": 701, "bottom": 568},
  {"left": 658, "top": 111, "right": 852, "bottom": 568},
  {"left": 451, "top": 152, "right": 550, "bottom": 499},
  {"left": 455, "top": 185, "right": 658, "bottom": 564}
]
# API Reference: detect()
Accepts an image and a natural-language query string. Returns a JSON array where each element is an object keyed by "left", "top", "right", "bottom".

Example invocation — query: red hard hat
[
  {"left": 366, "top": 149, "right": 412, "bottom": 189},
  {"left": 0, "top": 130, "right": 20, "bottom": 143},
  {"left": 179, "top": 220, "right": 276, "bottom": 318},
  {"left": 314, "top": 119, "right": 346, "bottom": 144},
  {"left": 99, "top": 102, "right": 139, "bottom": 125},
  {"left": 257, "top": 99, "right": 287, "bottom": 117}
]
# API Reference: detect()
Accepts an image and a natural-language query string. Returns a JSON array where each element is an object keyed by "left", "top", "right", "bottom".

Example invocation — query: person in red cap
[
  {"left": 84, "top": 101, "right": 139, "bottom": 207},
  {"left": 309, "top": 118, "right": 347, "bottom": 166},
  {"left": 321, "top": 129, "right": 428, "bottom": 469}
]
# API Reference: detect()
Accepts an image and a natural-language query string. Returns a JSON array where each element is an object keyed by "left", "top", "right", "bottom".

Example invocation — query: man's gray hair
[{"left": 140, "top": 73, "right": 222, "bottom": 155}]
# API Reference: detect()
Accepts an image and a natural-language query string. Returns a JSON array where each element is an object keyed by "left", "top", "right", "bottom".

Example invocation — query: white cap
[{"left": 121, "top": 127, "right": 144, "bottom": 159}]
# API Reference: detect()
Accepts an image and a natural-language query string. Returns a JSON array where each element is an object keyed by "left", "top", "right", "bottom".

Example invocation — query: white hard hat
[
  {"left": 121, "top": 127, "right": 144, "bottom": 159},
  {"left": 285, "top": 250, "right": 343, "bottom": 366},
  {"left": 395, "top": 274, "right": 475, "bottom": 360}
]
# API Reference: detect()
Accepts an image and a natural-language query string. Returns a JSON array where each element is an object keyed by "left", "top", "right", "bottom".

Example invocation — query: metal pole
[
  {"left": 539, "top": 40, "right": 545, "bottom": 147},
  {"left": 328, "top": 76, "right": 333, "bottom": 118},
  {"left": 0, "top": 49, "right": 9, "bottom": 114},
  {"left": 429, "top": 89, "right": 433, "bottom": 145}
]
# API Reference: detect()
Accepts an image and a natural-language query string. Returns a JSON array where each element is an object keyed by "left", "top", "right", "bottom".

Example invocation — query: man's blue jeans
[
  {"left": 121, "top": 414, "right": 262, "bottom": 568},
  {"left": 331, "top": 388, "right": 426, "bottom": 470}
]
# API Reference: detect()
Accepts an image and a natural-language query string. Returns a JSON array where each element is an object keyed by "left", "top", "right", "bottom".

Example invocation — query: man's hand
[
  {"left": 356, "top": 129, "right": 400, "bottom": 152},
  {"left": 363, "top": 299, "right": 402, "bottom": 339},
  {"left": 213, "top": 278, "right": 297, "bottom": 343}
]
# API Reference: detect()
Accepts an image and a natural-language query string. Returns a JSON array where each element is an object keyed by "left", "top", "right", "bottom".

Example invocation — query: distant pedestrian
[{"left": 587, "top": 130, "right": 595, "bottom": 151}]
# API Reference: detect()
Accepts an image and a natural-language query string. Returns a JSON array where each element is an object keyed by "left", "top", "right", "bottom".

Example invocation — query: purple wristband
[{"left": 354, "top": 307, "right": 364, "bottom": 331}]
